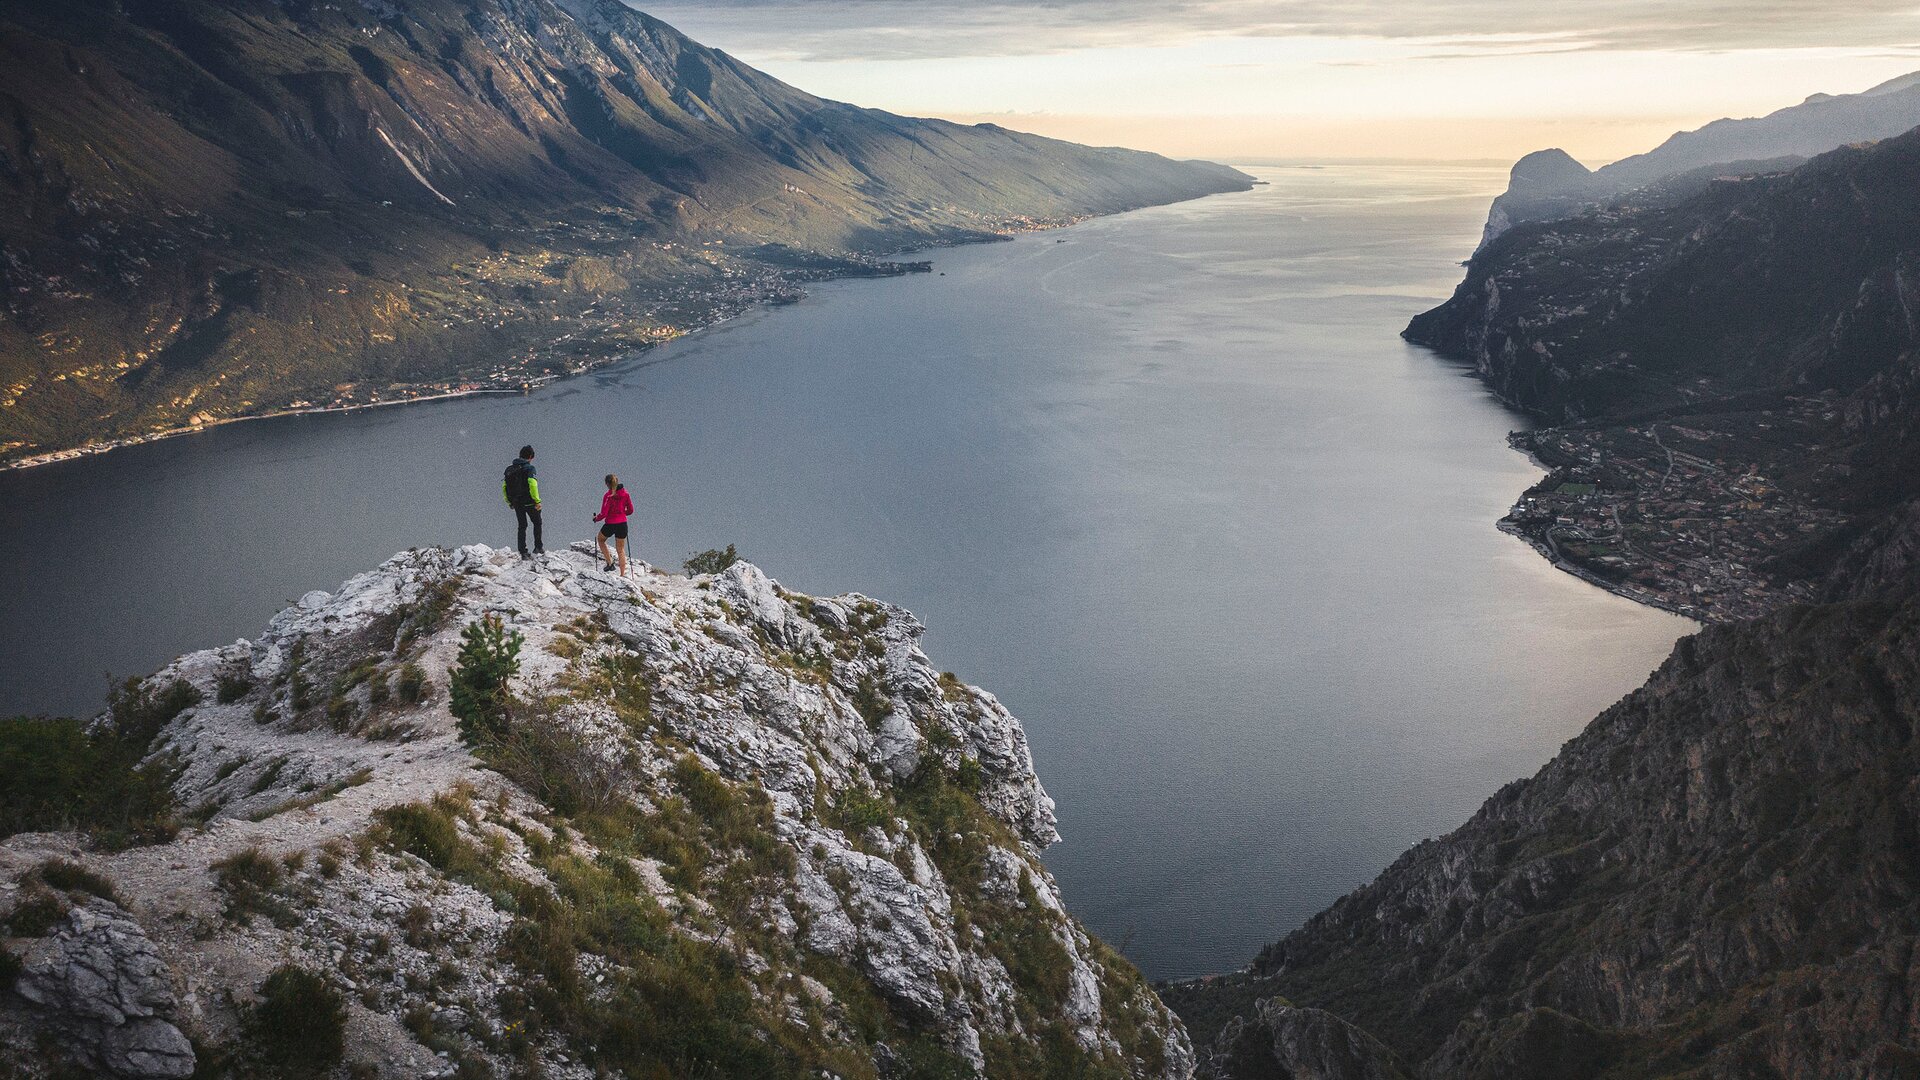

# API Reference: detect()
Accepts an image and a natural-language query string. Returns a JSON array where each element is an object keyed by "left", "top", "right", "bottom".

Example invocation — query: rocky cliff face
[
  {"left": 0, "top": 0, "right": 1250, "bottom": 464},
  {"left": 0, "top": 545, "right": 1189, "bottom": 1078},
  {"left": 1164, "top": 111, "right": 1920, "bottom": 1079},
  {"left": 1410, "top": 128, "right": 1920, "bottom": 424},
  {"left": 1400, "top": 127, "right": 1920, "bottom": 620},
  {"left": 1168, "top": 591, "right": 1920, "bottom": 1078}
]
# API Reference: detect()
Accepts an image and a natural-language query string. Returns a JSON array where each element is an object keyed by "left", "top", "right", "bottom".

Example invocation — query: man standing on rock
[{"left": 503, "top": 444, "right": 543, "bottom": 559}]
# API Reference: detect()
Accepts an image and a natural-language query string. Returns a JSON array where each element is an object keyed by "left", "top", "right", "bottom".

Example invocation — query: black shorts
[{"left": 599, "top": 521, "right": 628, "bottom": 540}]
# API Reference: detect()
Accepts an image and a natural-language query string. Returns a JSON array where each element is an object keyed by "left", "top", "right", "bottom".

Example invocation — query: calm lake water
[{"left": 0, "top": 164, "right": 1691, "bottom": 978}]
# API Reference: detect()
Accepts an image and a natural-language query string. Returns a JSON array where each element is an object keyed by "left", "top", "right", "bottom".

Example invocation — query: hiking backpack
[{"left": 504, "top": 459, "right": 533, "bottom": 505}]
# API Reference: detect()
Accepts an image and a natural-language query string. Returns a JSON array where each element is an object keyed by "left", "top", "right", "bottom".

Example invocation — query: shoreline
[
  {"left": 0, "top": 386, "right": 535, "bottom": 473},
  {"left": 1426, "top": 348, "right": 1712, "bottom": 626},
  {"left": 1499, "top": 427, "right": 1707, "bottom": 624},
  {"left": 0, "top": 206, "right": 1192, "bottom": 476},
  {"left": 0, "top": 278, "right": 807, "bottom": 474},
  {"left": 1495, "top": 518, "right": 1706, "bottom": 623}
]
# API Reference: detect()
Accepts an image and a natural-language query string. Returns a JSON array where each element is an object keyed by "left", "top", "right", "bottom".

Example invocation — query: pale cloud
[
  {"left": 639, "top": 1, "right": 1920, "bottom": 62},
  {"left": 629, "top": 0, "right": 1920, "bottom": 161}
]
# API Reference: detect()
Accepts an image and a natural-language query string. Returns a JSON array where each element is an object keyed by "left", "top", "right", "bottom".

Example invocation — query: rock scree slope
[{"left": 0, "top": 543, "right": 1191, "bottom": 1078}]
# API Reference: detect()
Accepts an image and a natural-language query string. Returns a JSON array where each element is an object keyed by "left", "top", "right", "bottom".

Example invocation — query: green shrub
[
  {"left": 372, "top": 801, "right": 466, "bottom": 872},
  {"left": 480, "top": 704, "right": 635, "bottom": 817},
  {"left": 331, "top": 659, "right": 379, "bottom": 700},
  {"left": 852, "top": 675, "right": 894, "bottom": 730},
  {"left": 6, "top": 890, "right": 68, "bottom": 937},
  {"left": 106, "top": 677, "right": 200, "bottom": 745},
  {"left": 216, "top": 673, "right": 253, "bottom": 704},
  {"left": 250, "top": 965, "right": 346, "bottom": 1074},
  {"left": 290, "top": 672, "right": 314, "bottom": 712},
  {"left": 0, "top": 715, "right": 179, "bottom": 849},
  {"left": 212, "top": 847, "right": 288, "bottom": 922},
  {"left": 832, "top": 789, "right": 892, "bottom": 835},
  {"left": 955, "top": 757, "right": 984, "bottom": 793},
  {"left": 449, "top": 616, "right": 523, "bottom": 743},
  {"left": 682, "top": 544, "right": 741, "bottom": 576},
  {"left": 325, "top": 696, "right": 358, "bottom": 730},
  {"left": 249, "top": 757, "right": 288, "bottom": 796},
  {"left": 888, "top": 1037, "right": 978, "bottom": 1079},
  {"left": 395, "top": 662, "right": 429, "bottom": 704},
  {"left": 371, "top": 793, "right": 514, "bottom": 899},
  {"left": 35, "top": 859, "right": 119, "bottom": 903}
]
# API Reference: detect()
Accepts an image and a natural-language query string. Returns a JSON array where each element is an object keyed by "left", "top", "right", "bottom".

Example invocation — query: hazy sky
[{"left": 639, "top": 0, "right": 1920, "bottom": 163}]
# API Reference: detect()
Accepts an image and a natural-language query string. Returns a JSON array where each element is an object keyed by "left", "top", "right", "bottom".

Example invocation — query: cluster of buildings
[{"left": 1504, "top": 400, "right": 1851, "bottom": 622}]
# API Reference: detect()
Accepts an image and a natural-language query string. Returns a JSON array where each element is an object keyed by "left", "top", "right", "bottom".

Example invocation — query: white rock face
[
  {"left": 11, "top": 900, "right": 195, "bottom": 1078},
  {"left": 0, "top": 545, "right": 1193, "bottom": 1079}
]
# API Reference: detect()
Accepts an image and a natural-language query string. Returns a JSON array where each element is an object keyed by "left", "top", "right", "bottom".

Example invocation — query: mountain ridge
[
  {"left": 1474, "top": 72, "right": 1920, "bottom": 251},
  {"left": 0, "top": 0, "right": 1251, "bottom": 466}
]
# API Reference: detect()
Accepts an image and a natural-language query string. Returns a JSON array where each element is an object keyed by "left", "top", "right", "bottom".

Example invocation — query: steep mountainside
[
  {"left": 0, "top": 546, "right": 1191, "bottom": 1078},
  {"left": 1166, "top": 81, "right": 1920, "bottom": 1080},
  {"left": 1405, "top": 129, "right": 1920, "bottom": 619},
  {"left": 1168, "top": 587, "right": 1920, "bottom": 1079},
  {"left": 1477, "top": 71, "right": 1920, "bottom": 249},
  {"left": 0, "top": 0, "right": 1250, "bottom": 464},
  {"left": 1413, "top": 130, "right": 1920, "bottom": 424}
]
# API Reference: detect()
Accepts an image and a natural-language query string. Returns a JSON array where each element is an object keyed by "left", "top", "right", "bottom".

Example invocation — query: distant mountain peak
[
  {"left": 1510, "top": 148, "right": 1593, "bottom": 188},
  {"left": 1475, "top": 70, "right": 1920, "bottom": 250}
]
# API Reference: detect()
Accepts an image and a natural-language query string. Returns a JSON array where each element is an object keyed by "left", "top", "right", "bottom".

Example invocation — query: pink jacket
[{"left": 595, "top": 487, "right": 633, "bottom": 524}]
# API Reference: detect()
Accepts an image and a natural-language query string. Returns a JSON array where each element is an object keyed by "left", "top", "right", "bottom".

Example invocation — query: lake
[{"left": 0, "top": 163, "right": 1692, "bottom": 978}]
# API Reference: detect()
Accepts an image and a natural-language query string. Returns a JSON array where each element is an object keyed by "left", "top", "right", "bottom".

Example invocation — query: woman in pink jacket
[{"left": 592, "top": 474, "right": 635, "bottom": 577}]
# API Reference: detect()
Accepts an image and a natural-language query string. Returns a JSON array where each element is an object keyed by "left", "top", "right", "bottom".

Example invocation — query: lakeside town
[
  {"left": 0, "top": 209, "right": 1111, "bottom": 472},
  {"left": 1503, "top": 393, "right": 1856, "bottom": 621},
  {"left": 0, "top": 245, "right": 932, "bottom": 471}
]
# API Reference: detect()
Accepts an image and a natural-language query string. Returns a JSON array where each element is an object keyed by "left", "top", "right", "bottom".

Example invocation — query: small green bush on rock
[
  {"left": 34, "top": 859, "right": 119, "bottom": 903},
  {"left": 216, "top": 673, "right": 253, "bottom": 704},
  {"left": 395, "top": 662, "right": 429, "bottom": 704},
  {"left": 449, "top": 616, "right": 523, "bottom": 743},
  {"left": 683, "top": 544, "right": 741, "bottom": 576},
  {"left": 212, "top": 847, "right": 289, "bottom": 923},
  {"left": 250, "top": 965, "right": 346, "bottom": 1075}
]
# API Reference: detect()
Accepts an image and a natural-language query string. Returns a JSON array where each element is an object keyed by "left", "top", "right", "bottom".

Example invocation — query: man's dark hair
[{"left": 519, "top": 445, "right": 535, "bottom": 459}]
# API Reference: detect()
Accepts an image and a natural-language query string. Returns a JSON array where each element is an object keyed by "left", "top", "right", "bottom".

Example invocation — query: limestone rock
[
  {"left": 2, "top": 544, "right": 1188, "bottom": 1077},
  {"left": 11, "top": 899, "right": 194, "bottom": 1078}
]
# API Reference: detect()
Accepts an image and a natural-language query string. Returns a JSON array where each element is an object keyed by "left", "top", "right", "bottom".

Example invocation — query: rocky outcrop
[
  {"left": 8, "top": 899, "right": 194, "bottom": 1078},
  {"left": 1169, "top": 593, "right": 1920, "bottom": 1078},
  {"left": 1475, "top": 149, "right": 1603, "bottom": 252},
  {"left": 0, "top": 545, "right": 1190, "bottom": 1077}
]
